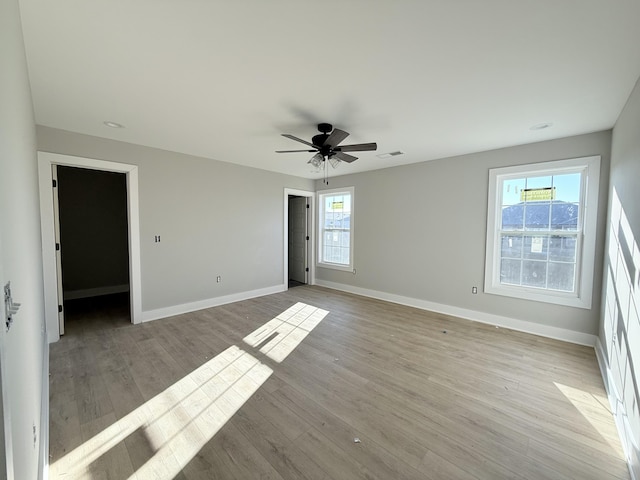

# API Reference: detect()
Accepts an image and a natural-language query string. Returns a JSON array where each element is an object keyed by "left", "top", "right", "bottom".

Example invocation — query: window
[
  {"left": 318, "top": 187, "right": 354, "bottom": 271},
  {"left": 484, "top": 156, "right": 600, "bottom": 308}
]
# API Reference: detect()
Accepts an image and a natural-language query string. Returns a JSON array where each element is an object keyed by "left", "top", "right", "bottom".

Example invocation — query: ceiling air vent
[{"left": 377, "top": 151, "right": 405, "bottom": 159}]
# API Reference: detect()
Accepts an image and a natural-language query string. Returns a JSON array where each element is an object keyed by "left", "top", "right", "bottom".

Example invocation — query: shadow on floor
[{"left": 63, "top": 292, "right": 131, "bottom": 336}]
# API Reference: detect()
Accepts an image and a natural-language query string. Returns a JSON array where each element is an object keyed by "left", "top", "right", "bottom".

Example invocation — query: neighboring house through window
[
  {"left": 318, "top": 187, "right": 354, "bottom": 271},
  {"left": 484, "top": 156, "right": 601, "bottom": 308}
]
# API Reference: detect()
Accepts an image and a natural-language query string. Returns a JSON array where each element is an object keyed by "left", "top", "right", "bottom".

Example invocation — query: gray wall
[
  {"left": 316, "top": 131, "right": 611, "bottom": 336},
  {"left": 600, "top": 76, "right": 640, "bottom": 477},
  {"left": 57, "top": 166, "right": 129, "bottom": 297},
  {"left": 0, "top": 0, "right": 47, "bottom": 477},
  {"left": 37, "top": 126, "right": 314, "bottom": 312}
]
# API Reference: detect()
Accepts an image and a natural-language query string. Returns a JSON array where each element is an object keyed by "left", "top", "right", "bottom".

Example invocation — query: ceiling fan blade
[
  {"left": 335, "top": 142, "right": 377, "bottom": 152},
  {"left": 324, "top": 128, "right": 349, "bottom": 147},
  {"left": 281, "top": 134, "right": 317, "bottom": 148},
  {"left": 276, "top": 149, "right": 317, "bottom": 153},
  {"left": 334, "top": 152, "right": 358, "bottom": 163}
]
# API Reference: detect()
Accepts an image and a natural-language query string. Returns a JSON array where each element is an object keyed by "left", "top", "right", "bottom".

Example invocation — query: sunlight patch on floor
[
  {"left": 243, "top": 302, "right": 329, "bottom": 362},
  {"left": 554, "top": 382, "right": 626, "bottom": 458},
  {"left": 50, "top": 302, "right": 328, "bottom": 479}
]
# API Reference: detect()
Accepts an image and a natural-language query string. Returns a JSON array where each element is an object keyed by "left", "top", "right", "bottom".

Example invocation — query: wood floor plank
[
  {"left": 270, "top": 384, "right": 428, "bottom": 480},
  {"left": 195, "top": 422, "right": 286, "bottom": 480},
  {"left": 230, "top": 401, "right": 328, "bottom": 480}
]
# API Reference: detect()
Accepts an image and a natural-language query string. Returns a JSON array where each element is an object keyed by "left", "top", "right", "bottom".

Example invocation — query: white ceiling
[{"left": 18, "top": 0, "right": 640, "bottom": 180}]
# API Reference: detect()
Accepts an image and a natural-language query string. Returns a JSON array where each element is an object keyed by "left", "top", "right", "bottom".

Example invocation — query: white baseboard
[
  {"left": 141, "top": 284, "right": 287, "bottom": 323},
  {"left": 315, "top": 280, "right": 597, "bottom": 347},
  {"left": 38, "top": 330, "right": 49, "bottom": 480},
  {"left": 594, "top": 337, "right": 610, "bottom": 390},
  {"left": 64, "top": 284, "right": 130, "bottom": 300}
]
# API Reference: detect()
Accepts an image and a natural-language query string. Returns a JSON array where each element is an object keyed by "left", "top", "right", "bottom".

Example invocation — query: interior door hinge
[
  {"left": 306, "top": 236, "right": 309, "bottom": 241},
  {"left": 306, "top": 204, "right": 309, "bottom": 209},
  {"left": 58, "top": 305, "right": 63, "bottom": 313},
  {"left": 55, "top": 243, "right": 60, "bottom": 251},
  {"left": 52, "top": 179, "right": 57, "bottom": 188},
  {"left": 305, "top": 267, "right": 309, "bottom": 272}
]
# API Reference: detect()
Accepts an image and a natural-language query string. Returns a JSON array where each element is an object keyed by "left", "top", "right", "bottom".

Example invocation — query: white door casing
[
  {"left": 51, "top": 165, "right": 64, "bottom": 335},
  {"left": 283, "top": 188, "right": 315, "bottom": 288},
  {"left": 38, "top": 152, "right": 142, "bottom": 343}
]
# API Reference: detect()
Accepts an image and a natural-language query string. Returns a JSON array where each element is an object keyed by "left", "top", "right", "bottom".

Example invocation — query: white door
[
  {"left": 52, "top": 165, "right": 65, "bottom": 335},
  {"left": 288, "top": 196, "right": 308, "bottom": 284}
]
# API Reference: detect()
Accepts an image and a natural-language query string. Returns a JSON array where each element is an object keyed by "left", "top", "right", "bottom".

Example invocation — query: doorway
[
  {"left": 55, "top": 166, "right": 131, "bottom": 335},
  {"left": 288, "top": 195, "right": 308, "bottom": 287},
  {"left": 38, "top": 152, "right": 142, "bottom": 343},
  {"left": 284, "top": 189, "right": 314, "bottom": 289}
]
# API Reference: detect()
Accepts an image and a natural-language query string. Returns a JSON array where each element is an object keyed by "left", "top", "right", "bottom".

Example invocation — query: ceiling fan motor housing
[
  {"left": 313, "top": 123, "right": 333, "bottom": 148},
  {"left": 312, "top": 133, "right": 329, "bottom": 147},
  {"left": 317, "top": 123, "right": 333, "bottom": 134}
]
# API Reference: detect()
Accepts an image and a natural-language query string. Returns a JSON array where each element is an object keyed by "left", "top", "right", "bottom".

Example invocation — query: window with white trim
[
  {"left": 318, "top": 187, "right": 354, "bottom": 271},
  {"left": 484, "top": 156, "right": 600, "bottom": 308}
]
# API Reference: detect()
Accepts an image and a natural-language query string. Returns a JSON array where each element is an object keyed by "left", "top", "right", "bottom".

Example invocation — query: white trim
[
  {"left": 38, "top": 152, "right": 142, "bottom": 342},
  {"left": 317, "top": 186, "right": 355, "bottom": 272},
  {"left": 594, "top": 337, "right": 609, "bottom": 389},
  {"left": 284, "top": 188, "right": 316, "bottom": 287},
  {"left": 0, "top": 298, "right": 15, "bottom": 480},
  {"left": 315, "top": 279, "right": 597, "bottom": 346},
  {"left": 63, "top": 284, "right": 130, "bottom": 301},
  {"left": 484, "top": 156, "right": 601, "bottom": 309},
  {"left": 142, "top": 284, "right": 286, "bottom": 322},
  {"left": 38, "top": 332, "right": 49, "bottom": 480},
  {"left": 595, "top": 337, "right": 638, "bottom": 480}
]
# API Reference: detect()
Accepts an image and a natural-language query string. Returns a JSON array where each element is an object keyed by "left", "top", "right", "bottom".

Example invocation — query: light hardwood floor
[{"left": 49, "top": 286, "right": 630, "bottom": 480}]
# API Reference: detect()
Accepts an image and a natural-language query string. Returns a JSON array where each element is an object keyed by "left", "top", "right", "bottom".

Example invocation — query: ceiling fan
[{"left": 276, "top": 123, "right": 377, "bottom": 182}]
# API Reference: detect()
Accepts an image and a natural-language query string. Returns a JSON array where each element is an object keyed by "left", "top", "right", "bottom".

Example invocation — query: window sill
[
  {"left": 317, "top": 262, "right": 354, "bottom": 273},
  {"left": 484, "top": 283, "right": 591, "bottom": 309}
]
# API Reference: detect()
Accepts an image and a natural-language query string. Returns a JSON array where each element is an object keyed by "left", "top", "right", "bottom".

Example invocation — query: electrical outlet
[
  {"left": 472, "top": 286, "right": 478, "bottom": 294},
  {"left": 154, "top": 235, "right": 161, "bottom": 243},
  {"left": 216, "top": 276, "right": 221, "bottom": 283}
]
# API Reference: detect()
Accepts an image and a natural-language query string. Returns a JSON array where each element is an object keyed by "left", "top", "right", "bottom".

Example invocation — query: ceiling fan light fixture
[
  {"left": 308, "top": 153, "right": 323, "bottom": 168},
  {"left": 329, "top": 157, "right": 340, "bottom": 169}
]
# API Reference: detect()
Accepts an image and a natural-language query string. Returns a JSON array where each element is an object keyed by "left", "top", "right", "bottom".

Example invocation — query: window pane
[
  {"left": 551, "top": 202, "right": 579, "bottom": 231},
  {"left": 548, "top": 235, "right": 577, "bottom": 262},
  {"left": 553, "top": 173, "right": 581, "bottom": 203},
  {"left": 526, "top": 175, "right": 553, "bottom": 190},
  {"left": 524, "top": 202, "right": 551, "bottom": 230},
  {"left": 547, "top": 262, "right": 575, "bottom": 291},
  {"left": 501, "top": 204, "right": 524, "bottom": 230},
  {"left": 522, "top": 260, "right": 547, "bottom": 288},
  {"left": 341, "top": 231, "right": 350, "bottom": 248},
  {"left": 502, "top": 178, "right": 526, "bottom": 206},
  {"left": 523, "top": 235, "right": 548, "bottom": 260},
  {"left": 500, "top": 259, "right": 521, "bottom": 285},
  {"left": 501, "top": 235, "right": 523, "bottom": 259}
]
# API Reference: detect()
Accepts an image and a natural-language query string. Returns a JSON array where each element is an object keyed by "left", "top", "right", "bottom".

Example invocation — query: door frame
[
  {"left": 283, "top": 188, "right": 315, "bottom": 288},
  {"left": 38, "top": 152, "right": 142, "bottom": 342}
]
